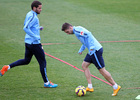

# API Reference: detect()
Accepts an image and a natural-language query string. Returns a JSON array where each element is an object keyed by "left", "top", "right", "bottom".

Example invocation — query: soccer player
[
  {"left": 61, "top": 23, "right": 121, "bottom": 96},
  {"left": 0, "top": 0, "right": 58, "bottom": 88}
]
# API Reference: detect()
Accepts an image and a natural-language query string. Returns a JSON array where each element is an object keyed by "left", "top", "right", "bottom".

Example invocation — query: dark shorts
[{"left": 84, "top": 48, "right": 105, "bottom": 70}]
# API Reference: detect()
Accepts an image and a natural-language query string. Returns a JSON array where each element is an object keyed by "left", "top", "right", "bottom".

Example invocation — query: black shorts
[{"left": 84, "top": 48, "right": 105, "bottom": 70}]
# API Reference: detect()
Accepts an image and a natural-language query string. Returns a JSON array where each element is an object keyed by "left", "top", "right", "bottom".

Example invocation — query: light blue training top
[
  {"left": 73, "top": 26, "right": 102, "bottom": 55},
  {"left": 23, "top": 10, "right": 41, "bottom": 44}
]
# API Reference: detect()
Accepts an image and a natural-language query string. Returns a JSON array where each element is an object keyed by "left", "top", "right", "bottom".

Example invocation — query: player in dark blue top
[
  {"left": 62, "top": 23, "right": 121, "bottom": 96},
  {"left": 0, "top": 1, "right": 57, "bottom": 88}
]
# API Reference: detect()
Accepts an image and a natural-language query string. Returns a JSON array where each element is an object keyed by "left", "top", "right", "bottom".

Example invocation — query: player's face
[
  {"left": 64, "top": 27, "right": 73, "bottom": 35},
  {"left": 35, "top": 5, "right": 42, "bottom": 14}
]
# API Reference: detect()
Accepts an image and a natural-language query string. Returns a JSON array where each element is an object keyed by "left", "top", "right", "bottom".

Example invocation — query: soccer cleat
[
  {"left": 86, "top": 87, "right": 94, "bottom": 92},
  {"left": 44, "top": 81, "right": 58, "bottom": 88},
  {"left": 112, "top": 85, "right": 121, "bottom": 96},
  {"left": 0, "top": 65, "right": 9, "bottom": 76}
]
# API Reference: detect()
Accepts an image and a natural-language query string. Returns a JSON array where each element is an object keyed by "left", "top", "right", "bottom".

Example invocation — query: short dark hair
[
  {"left": 61, "top": 23, "right": 72, "bottom": 31},
  {"left": 31, "top": 0, "right": 42, "bottom": 10}
]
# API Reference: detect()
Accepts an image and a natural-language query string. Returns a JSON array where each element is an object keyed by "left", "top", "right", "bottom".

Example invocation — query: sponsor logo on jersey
[{"left": 80, "top": 31, "right": 84, "bottom": 35}]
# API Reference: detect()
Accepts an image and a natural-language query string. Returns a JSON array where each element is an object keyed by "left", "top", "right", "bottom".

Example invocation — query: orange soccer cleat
[
  {"left": 112, "top": 85, "right": 121, "bottom": 96},
  {"left": 0, "top": 65, "right": 9, "bottom": 76},
  {"left": 86, "top": 87, "right": 94, "bottom": 92}
]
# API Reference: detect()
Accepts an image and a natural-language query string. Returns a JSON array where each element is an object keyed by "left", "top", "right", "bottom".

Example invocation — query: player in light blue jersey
[
  {"left": 62, "top": 23, "right": 121, "bottom": 96},
  {"left": 0, "top": 1, "right": 57, "bottom": 88}
]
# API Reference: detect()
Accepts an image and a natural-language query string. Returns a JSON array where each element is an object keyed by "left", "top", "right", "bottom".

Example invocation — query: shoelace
[{"left": 50, "top": 81, "right": 54, "bottom": 85}]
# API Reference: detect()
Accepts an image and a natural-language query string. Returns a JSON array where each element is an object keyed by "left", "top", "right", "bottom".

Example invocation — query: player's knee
[
  {"left": 24, "top": 59, "right": 31, "bottom": 65},
  {"left": 82, "top": 64, "right": 87, "bottom": 71},
  {"left": 82, "top": 62, "right": 89, "bottom": 70},
  {"left": 39, "top": 61, "right": 46, "bottom": 68}
]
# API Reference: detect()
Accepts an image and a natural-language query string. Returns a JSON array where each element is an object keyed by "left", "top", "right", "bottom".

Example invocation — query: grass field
[{"left": 0, "top": 0, "right": 140, "bottom": 100}]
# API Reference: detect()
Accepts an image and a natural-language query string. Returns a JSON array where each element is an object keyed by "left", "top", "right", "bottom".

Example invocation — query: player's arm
[
  {"left": 79, "top": 31, "right": 88, "bottom": 38},
  {"left": 23, "top": 15, "right": 39, "bottom": 40},
  {"left": 78, "top": 45, "right": 86, "bottom": 55},
  {"left": 79, "top": 28, "right": 95, "bottom": 52},
  {"left": 88, "top": 36, "right": 95, "bottom": 52}
]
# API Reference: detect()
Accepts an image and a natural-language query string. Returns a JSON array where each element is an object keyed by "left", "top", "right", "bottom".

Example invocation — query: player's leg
[
  {"left": 92, "top": 48, "right": 114, "bottom": 84},
  {"left": 9, "top": 43, "right": 33, "bottom": 68},
  {"left": 83, "top": 54, "right": 94, "bottom": 92},
  {"left": 93, "top": 48, "right": 121, "bottom": 96},
  {"left": 32, "top": 44, "right": 57, "bottom": 88},
  {"left": 99, "top": 68, "right": 115, "bottom": 85},
  {"left": 82, "top": 61, "right": 91, "bottom": 84},
  {"left": 99, "top": 68, "right": 121, "bottom": 96},
  {"left": 0, "top": 43, "right": 33, "bottom": 76}
]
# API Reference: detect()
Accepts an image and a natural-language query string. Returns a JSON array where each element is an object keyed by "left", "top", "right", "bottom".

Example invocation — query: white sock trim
[
  {"left": 44, "top": 81, "right": 50, "bottom": 85},
  {"left": 113, "top": 83, "right": 118, "bottom": 90},
  {"left": 8, "top": 65, "right": 10, "bottom": 70},
  {"left": 88, "top": 84, "right": 93, "bottom": 89}
]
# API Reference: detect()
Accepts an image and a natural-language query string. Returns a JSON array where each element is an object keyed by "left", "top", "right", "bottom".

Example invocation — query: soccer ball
[{"left": 75, "top": 86, "right": 86, "bottom": 96}]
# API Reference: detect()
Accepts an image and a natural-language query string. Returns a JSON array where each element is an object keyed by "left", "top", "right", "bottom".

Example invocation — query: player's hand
[
  {"left": 79, "top": 52, "right": 82, "bottom": 55},
  {"left": 40, "top": 26, "right": 44, "bottom": 31}
]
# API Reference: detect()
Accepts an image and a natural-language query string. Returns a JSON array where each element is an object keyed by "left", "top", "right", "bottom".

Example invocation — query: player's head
[
  {"left": 61, "top": 23, "right": 74, "bottom": 34},
  {"left": 31, "top": 0, "right": 42, "bottom": 14}
]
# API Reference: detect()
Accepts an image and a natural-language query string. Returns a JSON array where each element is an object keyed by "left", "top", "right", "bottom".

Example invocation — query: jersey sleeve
[
  {"left": 78, "top": 44, "right": 86, "bottom": 53},
  {"left": 88, "top": 36, "right": 95, "bottom": 50},
  {"left": 79, "top": 30, "right": 88, "bottom": 38},
  {"left": 74, "top": 27, "right": 88, "bottom": 38},
  {"left": 23, "top": 14, "right": 39, "bottom": 40}
]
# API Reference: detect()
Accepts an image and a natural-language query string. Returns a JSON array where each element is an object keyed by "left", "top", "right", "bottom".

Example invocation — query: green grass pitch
[{"left": 0, "top": 0, "right": 140, "bottom": 100}]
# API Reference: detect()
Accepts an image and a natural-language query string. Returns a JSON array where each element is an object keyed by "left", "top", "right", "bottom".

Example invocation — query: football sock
[
  {"left": 8, "top": 65, "right": 10, "bottom": 70},
  {"left": 113, "top": 83, "right": 118, "bottom": 90},
  {"left": 88, "top": 84, "right": 93, "bottom": 89},
  {"left": 44, "top": 81, "right": 50, "bottom": 85}
]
